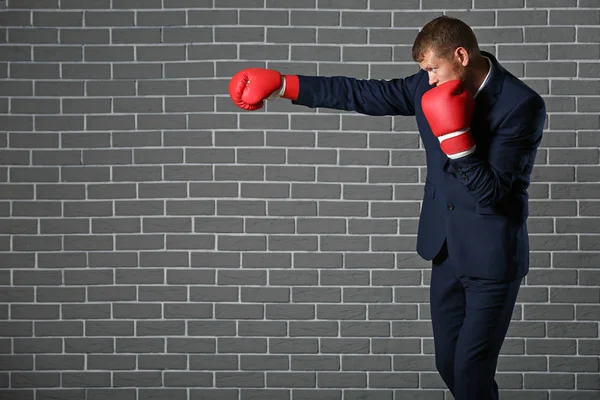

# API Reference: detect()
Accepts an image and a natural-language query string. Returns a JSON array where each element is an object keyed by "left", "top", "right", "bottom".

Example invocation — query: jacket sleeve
[
  {"left": 291, "top": 71, "right": 426, "bottom": 116},
  {"left": 448, "top": 94, "right": 547, "bottom": 208}
]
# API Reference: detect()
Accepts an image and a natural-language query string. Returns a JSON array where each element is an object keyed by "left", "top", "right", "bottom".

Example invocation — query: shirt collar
[{"left": 473, "top": 56, "right": 492, "bottom": 99}]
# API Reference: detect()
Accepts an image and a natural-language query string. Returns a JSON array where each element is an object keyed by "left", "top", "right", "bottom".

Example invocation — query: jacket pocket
[{"left": 476, "top": 203, "right": 500, "bottom": 215}]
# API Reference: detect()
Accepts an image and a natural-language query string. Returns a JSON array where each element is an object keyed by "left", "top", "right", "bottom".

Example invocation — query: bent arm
[{"left": 449, "top": 94, "right": 547, "bottom": 208}]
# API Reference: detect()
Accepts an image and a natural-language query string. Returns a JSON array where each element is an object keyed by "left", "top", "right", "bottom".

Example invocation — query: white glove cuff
[{"left": 267, "top": 78, "right": 286, "bottom": 100}]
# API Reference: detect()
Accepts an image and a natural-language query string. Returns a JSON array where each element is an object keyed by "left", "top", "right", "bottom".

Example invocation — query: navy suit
[{"left": 289, "top": 51, "right": 546, "bottom": 399}]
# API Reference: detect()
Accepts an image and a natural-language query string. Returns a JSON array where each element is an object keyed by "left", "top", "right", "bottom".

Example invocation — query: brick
[
  {"left": 239, "top": 323, "right": 286, "bottom": 340},
  {"left": 62, "top": 99, "right": 109, "bottom": 115},
  {"left": 35, "top": 115, "right": 83, "bottom": 131},
  {"left": 240, "top": 10, "right": 289, "bottom": 26},
  {"left": 40, "top": 218, "right": 89, "bottom": 234},
  {"left": 549, "top": 356, "right": 599, "bottom": 372},
  {"left": 137, "top": 45, "right": 186, "bottom": 61},
  {"left": 11, "top": 372, "right": 61, "bottom": 388},
  {"left": 291, "top": 10, "right": 340, "bottom": 26},
  {"left": 214, "top": 0, "right": 263, "bottom": 6},
  {"left": 9, "top": 28, "right": 57, "bottom": 43},
  {"left": 35, "top": 321, "right": 83, "bottom": 337},
  {"left": 33, "top": 11, "right": 82, "bottom": 27},
  {"left": 317, "top": 305, "right": 365, "bottom": 321},
  {"left": 84, "top": 11, "right": 135, "bottom": 26},
  {"left": 526, "top": 269, "right": 577, "bottom": 286},
  {"left": 37, "top": 252, "right": 86, "bottom": 269},
  {"left": 551, "top": 288, "right": 600, "bottom": 304},
  {"left": 113, "top": 372, "right": 163, "bottom": 388},
  {"left": 475, "top": 0, "right": 524, "bottom": 7},
  {"left": 498, "top": 10, "right": 547, "bottom": 26},
  {"left": 291, "top": 45, "right": 341, "bottom": 61},
  {"left": 552, "top": 80, "right": 600, "bottom": 95},
  {"left": 577, "top": 374, "right": 600, "bottom": 390},
  {"left": 577, "top": 201, "right": 600, "bottom": 218},
  {"left": 523, "top": 304, "right": 574, "bottom": 320},
  {"left": 61, "top": 0, "right": 110, "bottom": 8},
  {"left": 165, "top": 303, "right": 213, "bottom": 319},
  {"left": 84, "top": 46, "right": 133, "bottom": 61},
  {"left": 0, "top": 11, "right": 32, "bottom": 26},
  {"left": 60, "top": 28, "right": 109, "bottom": 44},
  {"left": 525, "top": 27, "right": 575, "bottom": 43},
  {"left": 320, "top": 0, "right": 367, "bottom": 8},
  {"left": 369, "top": 0, "right": 417, "bottom": 7},
  {"left": 499, "top": 45, "right": 548, "bottom": 61},
  {"left": 267, "top": 0, "right": 315, "bottom": 7},
  {"left": 578, "top": 97, "right": 600, "bottom": 112},
  {"left": 551, "top": 44, "right": 600, "bottom": 60},
  {"left": 11, "top": 304, "right": 59, "bottom": 320},
  {"left": 63, "top": 201, "right": 112, "bottom": 217},
  {"left": 0, "top": 391, "right": 33, "bottom": 400},
  {"left": 9, "top": 64, "right": 56, "bottom": 81},
  {"left": 550, "top": 10, "right": 600, "bottom": 25},
  {"left": 10, "top": 98, "right": 60, "bottom": 114},
  {"left": 241, "top": 253, "right": 291, "bottom": 269},
  {"left": 137, "top": 10, "right": 185, "bottom": 26},
  {"left": 8, "top": 1, "right": 59, "bottom": 11},
  {"left": 547, "top": 322, "right": 598, "bottom": 338},
  {"left": 112, "top": 28, "right": 161, "bottom": 44},
  {"left": 578, "top": 27, "right": 600, "bottom": 43},
  {"left": 524, "top": 373, "right": 574, "bottom": 389},
  {"left": 526, "top": 61, "right": 577, "bottom": 77},
  {"left": 34, "top": 81, "right": 81, "bottom": 97},
  {"left": 62, "top": 63, "right": 110, "bottom": 79},
  {"left": 64, "top": 269, "right": 113, "bottom": 285},
  {"left": 342, "top": 12, "right": 391, "bottom": 27},
  {"left": 528, "top": 0, "right": 576, "bottom": 5}
]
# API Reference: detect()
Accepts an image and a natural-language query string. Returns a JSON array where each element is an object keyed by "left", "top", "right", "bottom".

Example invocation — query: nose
[{"left": 428, "top": 72, "right": 438, "bottom": 86}]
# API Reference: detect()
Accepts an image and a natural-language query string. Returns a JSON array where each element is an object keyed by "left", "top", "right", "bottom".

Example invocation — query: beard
[{"left": 452, "top": 64, "right": 477, "bottom": 94}]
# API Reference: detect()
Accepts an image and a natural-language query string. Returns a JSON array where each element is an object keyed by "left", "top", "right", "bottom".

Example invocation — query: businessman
[{"left": 228, "top": 15, "right": 546, "bottom": 400}]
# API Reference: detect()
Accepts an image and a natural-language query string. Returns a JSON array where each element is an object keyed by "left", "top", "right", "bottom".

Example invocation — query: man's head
[{"left": 412, "top": 16, "right": 483, "bottom": 89}]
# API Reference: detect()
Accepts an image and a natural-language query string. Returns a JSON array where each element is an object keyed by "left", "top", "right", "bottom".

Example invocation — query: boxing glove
[
  {"left": 228, "top": 68, "right": 300, "bottom": 111},
  {"left": 421, "top": 80, "right": 476, "bottom": 159}
]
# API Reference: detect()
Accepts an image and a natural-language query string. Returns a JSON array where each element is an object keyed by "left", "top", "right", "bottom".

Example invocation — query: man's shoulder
[
  {"left": 495, "top": 70, "right": 546, "bottom": 128},
  {"left": 500, "top": 69, "right": 544, "bottom": 106},
  {"left": 485, "top": 51, "right": 544, "bottom": 105}
]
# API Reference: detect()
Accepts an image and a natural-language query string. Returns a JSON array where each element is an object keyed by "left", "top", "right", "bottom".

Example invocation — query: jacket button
[{"left": 447, "top": 203, "right": 454, "bottom": 210}]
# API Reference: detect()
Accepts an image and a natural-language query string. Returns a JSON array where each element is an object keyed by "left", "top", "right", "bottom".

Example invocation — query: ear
[{"left": 454, "top": 47, "right": 470, "bottom": 66}]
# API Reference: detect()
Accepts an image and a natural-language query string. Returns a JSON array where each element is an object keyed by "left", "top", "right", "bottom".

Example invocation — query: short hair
[{"left": 412, "top": 16, "right": 480, "bottom": 63}]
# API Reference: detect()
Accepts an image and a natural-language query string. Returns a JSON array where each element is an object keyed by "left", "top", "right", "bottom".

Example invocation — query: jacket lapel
[
  {"left": 442, "top": 51, "right": 505, "bottom": 172},
  {"left": 475, "top": 51, "right": 504, "bottom": 110}
]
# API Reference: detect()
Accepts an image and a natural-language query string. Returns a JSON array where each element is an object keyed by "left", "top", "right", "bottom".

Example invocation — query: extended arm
[
  {"left": 228, "top": 67, "right": 425, "bottom": 117},
  {"left": 292, "top": 73, "right": 425, "bottom": 116}
]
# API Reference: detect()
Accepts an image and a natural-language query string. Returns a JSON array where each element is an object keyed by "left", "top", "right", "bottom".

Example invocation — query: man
[{"left": 228, "top": 15, "right": 546, "bottom": 400}]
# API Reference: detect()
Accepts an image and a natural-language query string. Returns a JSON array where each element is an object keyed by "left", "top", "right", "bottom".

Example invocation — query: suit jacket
[{"left": 290, "top": 51, "right": 547, "bottom": 281}]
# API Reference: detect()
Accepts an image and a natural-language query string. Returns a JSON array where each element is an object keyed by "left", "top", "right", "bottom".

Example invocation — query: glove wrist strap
[{"left": 281, "top": 75, "right": 299, "bottom": 100}]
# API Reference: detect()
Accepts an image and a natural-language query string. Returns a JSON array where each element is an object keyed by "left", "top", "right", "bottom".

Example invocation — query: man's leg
[
  {"left": 452, "top": 275, "right": 521, "bottom": 400},
  {"left": 429, "top": 243, "right": 466, "bottom": 396}
]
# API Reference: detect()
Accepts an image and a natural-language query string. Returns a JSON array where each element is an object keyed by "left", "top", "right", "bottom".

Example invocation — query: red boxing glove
[
  {"left": 421, "top": 80, "right": 476, "bottom": 159},
  {"left": 228, "top": 68, "right": 300, "bottom": 111}
]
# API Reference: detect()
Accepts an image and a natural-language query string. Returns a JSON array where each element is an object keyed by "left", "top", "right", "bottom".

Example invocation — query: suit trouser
[{"left": 430, "top": 242, "right": 521, "bottom": 400}]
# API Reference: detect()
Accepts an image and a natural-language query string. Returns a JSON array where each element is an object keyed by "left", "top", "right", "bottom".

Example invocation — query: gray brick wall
[{"left": 0, "top": 0, "right": 599, "bottom": 399}]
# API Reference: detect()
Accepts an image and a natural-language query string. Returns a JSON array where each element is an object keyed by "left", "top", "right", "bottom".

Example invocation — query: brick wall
[{"left": 1, "top": 0, "right": 599, "bottom": 399}]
